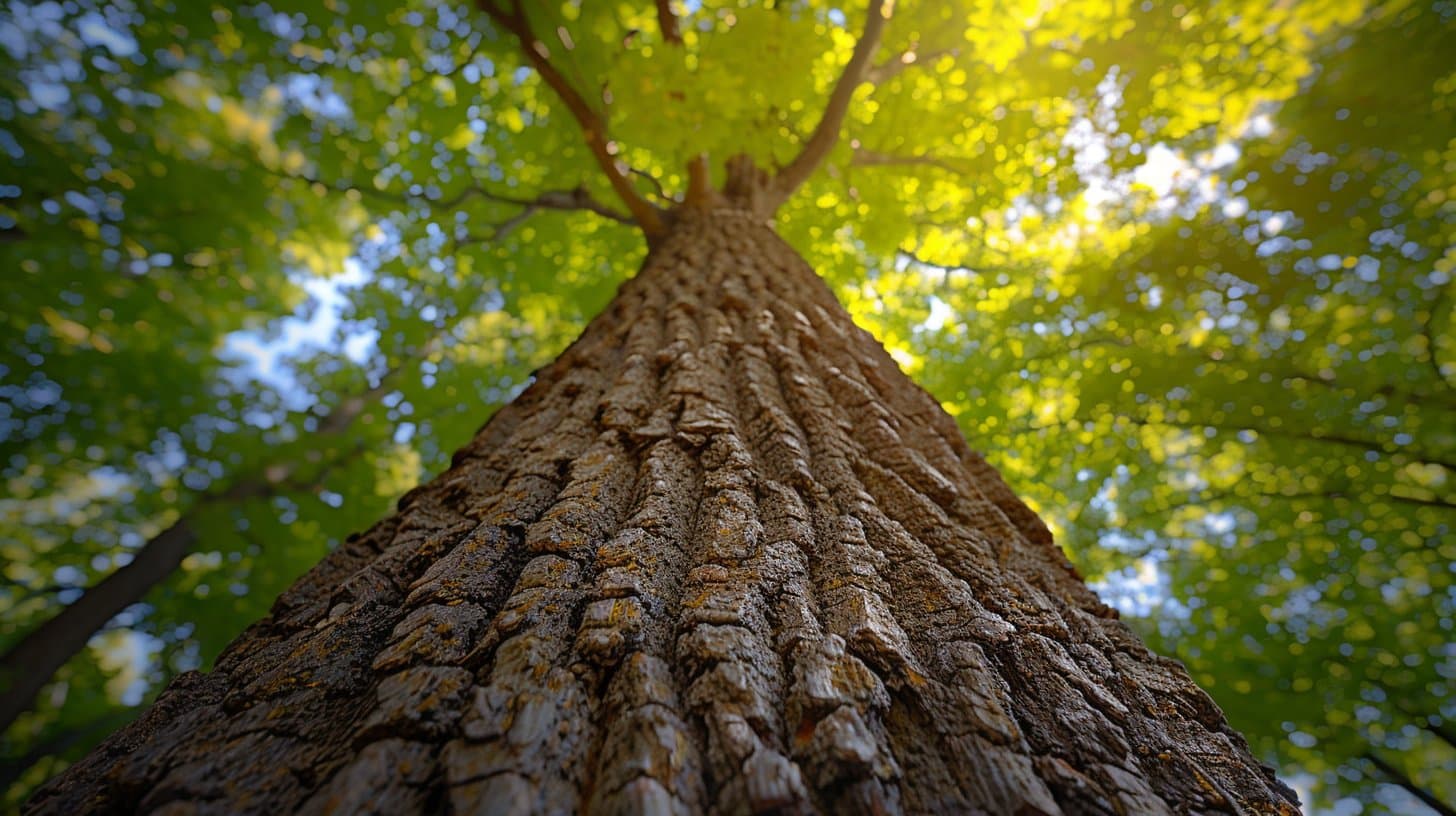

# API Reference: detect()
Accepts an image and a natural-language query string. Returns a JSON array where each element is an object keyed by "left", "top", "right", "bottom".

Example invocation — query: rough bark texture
[{"left": 27, "top": 211, "right": 1299, "bottom": 815}]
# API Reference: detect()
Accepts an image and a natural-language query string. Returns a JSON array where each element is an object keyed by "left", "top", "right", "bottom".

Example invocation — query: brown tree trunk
[
  {"left": 26, "top": 209, "right": 1298, "bottom": 815},
  {"left": 0, "top": 518, "right": 197, "bottom": 736}
]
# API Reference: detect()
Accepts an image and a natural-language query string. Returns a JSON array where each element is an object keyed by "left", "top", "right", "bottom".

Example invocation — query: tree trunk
[
  {"left": 26, "top": 209, "right": 1298, "bottom": 815},
  {"left": 0, "top": 518, "right": 197, "bottom": 735}
]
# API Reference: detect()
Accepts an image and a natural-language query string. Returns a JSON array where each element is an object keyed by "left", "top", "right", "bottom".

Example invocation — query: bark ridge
[{"left": 28, "top": 213, "right": 1298, "bottom": 815}]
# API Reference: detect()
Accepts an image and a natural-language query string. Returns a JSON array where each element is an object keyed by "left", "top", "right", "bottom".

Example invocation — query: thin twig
[
  {"left": 1424, "top": 282, "right": 1454, "bottom": 390},
  {"left": 629, "top": 167, "right": 673, "bottom": 203},
  {"left": 1009, "top": 414, "right": 1456, "bottom": 472},
  {"left": 248, "top": 153, "right": 632, "bottom": 226},
  {"left": 853, "top": 148, "right": 967, "bottom": 175},
  {"left": 455, "top": 206, "right": 540, "bottom": 247}
]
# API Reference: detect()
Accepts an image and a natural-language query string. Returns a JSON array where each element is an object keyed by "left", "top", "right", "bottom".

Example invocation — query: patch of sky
[
  {"left": 280, "top": 72, "right": 351, "bottom": 120},
  {"left": 220, "top": 258, "right": 380, "bottom": 410},
  {"left": 76, "top": 11, "right": 138, "bottom": 58},
  {"left": 1089, "top": 547, "right": 1180, "bottom": 620},
  {"left": 0, "top": 0, "right": 68, "bottom": 61},
  {"left": 27, "top": 79, "right": 70, "bottom": 111},
  {"left": 91, "top": 628, "right": 163, "bottom": 707},
  {"left": 917, "top": 295, "right": 954, "bottom": 332},
  {"left": 461, "top": 57, "right": 495, "bottom": 85}
]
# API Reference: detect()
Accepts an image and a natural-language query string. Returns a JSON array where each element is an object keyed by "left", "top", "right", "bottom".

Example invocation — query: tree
[
  {"left": 31, "top": 174, "right": 1307, "bottom": 814},
  {"left": 6, "top": 0, "right": 1448, "bottom": 812},
  {"left": 9, "top": 0, "right": 1327, "bottom": 811}
]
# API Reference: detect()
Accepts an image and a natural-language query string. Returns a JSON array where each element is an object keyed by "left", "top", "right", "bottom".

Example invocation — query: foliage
[{"left": 1, "top": 0, "right": 1451, "bottom": 812}]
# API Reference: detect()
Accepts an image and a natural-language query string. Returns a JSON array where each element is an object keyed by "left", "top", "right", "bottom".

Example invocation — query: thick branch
[
  {"left": 769, "top": 0, "right": 891, "bottom": 207},
  {"left": 684, "top": 154, "right": 714, "bottom": 208},
  {"left": 654, "top": 0, "right": 682, "bottom": 45},
  {"left": 1364, "top": 753, "right": 1456, "bottom": 816},
  {"left": 478, "top": 0, "right": 665, "bottom": 237}
]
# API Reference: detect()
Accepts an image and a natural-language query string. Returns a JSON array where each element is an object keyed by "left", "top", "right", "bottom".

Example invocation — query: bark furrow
[{"left": 27, "top": 211, "right": 1298, "bottom": 815}]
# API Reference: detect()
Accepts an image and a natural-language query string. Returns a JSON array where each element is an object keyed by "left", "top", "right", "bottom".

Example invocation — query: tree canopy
[{"left": 1, "top": 0, "right": 1452, "bottom": 812}]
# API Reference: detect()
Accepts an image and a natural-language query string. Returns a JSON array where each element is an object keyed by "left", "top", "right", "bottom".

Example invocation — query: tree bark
[{"left": 26, "top": 209, "right": 1298, "bottom": 815}]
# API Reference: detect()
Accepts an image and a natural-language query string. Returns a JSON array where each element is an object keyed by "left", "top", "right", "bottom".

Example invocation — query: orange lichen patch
[{"left": 793, "top": 717, "right": 818, "bottom": 748}]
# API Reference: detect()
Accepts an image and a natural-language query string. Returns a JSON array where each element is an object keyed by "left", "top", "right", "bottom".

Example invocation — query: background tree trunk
[
  {"left": 1, "top": 358, "right": 404, "bottom": 736},
  {"left": 27, "top": 211, "right": 1298, "bottom": 815},
  {"left": 0, "top": 518, "right": 197, "bottom": 736}
]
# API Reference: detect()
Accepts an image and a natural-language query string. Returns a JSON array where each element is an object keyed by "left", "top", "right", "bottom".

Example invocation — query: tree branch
[
  {"left": 866, "top": 47, "right": 957, "bottom": 84},
  {"left": 854, "top": 148, "right": 967, "bottom": 175},
  {"left": 998, "top": 408, "right": 1456, "bottom": 473},
  {"left": 1363, "top": 752, "right": 1456, "bottom": 816},
  {"left": 452, "top": 186, "right": 633, "bottom": 248},
  {"left": 478, "top": 0, "right": 666, "bottom": 238},
  {"left": 456, "top": 208, "right": 539, "bottom": 247},
  {"left": 0, "top": 322, "right": 446, "bottom": 735},
  {"left": 684, "top": 153, "right": 714, "bottom": 208},
  {"left": 897, "top": 250, "right": 1030, "bottom": 275},
  {"left": 629, "top": 167, "right": 673, "bottom": 203},
  {"left": 1024, "top": 414, "right": 1456, "bottom": 473},
  {"left": 770, "top": 0, "right": 891, "bottom": 207},
  {"left": 1375, "top": 684, "right": 1456, "bottom": 751},
  {"left": 654, "top": 0, "right": 682, "bottom": 45},
  {"left": 1424, "top": 282, "right": 1454, "bottom": 391},
  {"left": 1125, "top": 486, "right": 1455, "bottom": 523},
  {"left": 463, "top": 185, "right": 633, "bottom": 224},
  {"left": 961, "top": 320, "right": 1456, "bottom": 410},
  {"left": 247, "top": 150, "right": 634, "bottom": 228}
]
